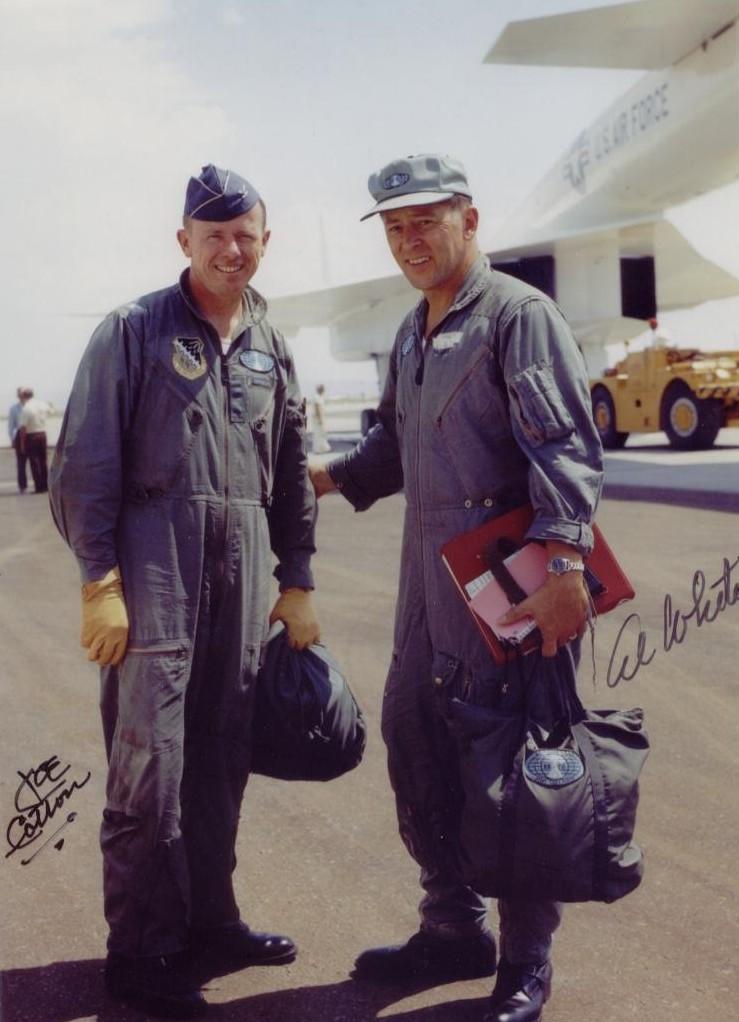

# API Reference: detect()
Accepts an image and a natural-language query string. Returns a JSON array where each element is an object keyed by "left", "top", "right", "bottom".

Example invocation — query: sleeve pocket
[{"left": 509, "top": 362, "right": 575, "bottom": 447}]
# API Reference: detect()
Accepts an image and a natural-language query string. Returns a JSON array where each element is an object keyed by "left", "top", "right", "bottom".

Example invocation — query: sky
[{"left": 1, "top": 0, "right": 738, "bottom": 412}]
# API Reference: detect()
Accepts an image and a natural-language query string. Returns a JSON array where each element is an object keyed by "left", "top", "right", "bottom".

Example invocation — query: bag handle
[{"left": 515, "top": 649, "right": 588, "bottom": 732}]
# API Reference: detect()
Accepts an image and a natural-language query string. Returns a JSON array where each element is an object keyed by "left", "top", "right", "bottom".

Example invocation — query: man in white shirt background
[
  {"left": 18, "top": 387, "right": 51, "bottom": 493},
  {"left": 7, "top": 387, "right": 29, "bottom": 494}
]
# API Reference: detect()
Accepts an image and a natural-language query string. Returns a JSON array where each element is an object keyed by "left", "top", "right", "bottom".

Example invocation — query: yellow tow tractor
[{"left": 590, "top": 345, "right": 739, "bottom": 450}]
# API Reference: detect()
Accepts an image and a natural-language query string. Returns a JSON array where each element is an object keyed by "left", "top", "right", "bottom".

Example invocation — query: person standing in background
[
  {"left": 7, "top": 387, "right": 28, "bottom": 494},
  {"left": 18, "top": 387, "right": 50, "bottom": 493},
  {"left": 311, "top": 383, "right": 332, "bottom": 453}
]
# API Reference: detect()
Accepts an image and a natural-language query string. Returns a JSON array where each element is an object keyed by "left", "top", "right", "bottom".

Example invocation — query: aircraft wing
[
  {"left": 269, "top": 216, "right": 739, "bottom": 348},
  {"left": 484, "top": 0, "right": 739, "bottom": 70},
  {"left": 267, "top": 272, "right": 413, "bottom": 334}
]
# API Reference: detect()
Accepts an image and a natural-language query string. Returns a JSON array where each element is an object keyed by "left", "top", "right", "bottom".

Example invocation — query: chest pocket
[
  {"left": 434, "top": 345, "right": 509, "bottom": 441},
  {"left": 126, "top": 358, "right": 203, "bottom": 492},
  {"left": 230, "top": 350, "right": 280, "bottom": 424}
]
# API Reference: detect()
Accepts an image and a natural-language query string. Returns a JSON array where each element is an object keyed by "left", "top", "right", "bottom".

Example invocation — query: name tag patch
[
  {"left": 240, "top": 350, "right": 275, "bottom": 373},
  {"left": 433, "top": 332, "right": 463, "bottom": 353}
]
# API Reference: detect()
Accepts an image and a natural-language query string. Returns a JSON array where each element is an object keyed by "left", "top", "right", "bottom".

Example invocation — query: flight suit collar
[{"left": 411, "top": 253, "right": 492, "bottom": 340}]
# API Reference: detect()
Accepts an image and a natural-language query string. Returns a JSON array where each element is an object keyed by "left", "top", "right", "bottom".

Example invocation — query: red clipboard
[{"left": 440, "top": 504, "right": 635, "bottom": 664}]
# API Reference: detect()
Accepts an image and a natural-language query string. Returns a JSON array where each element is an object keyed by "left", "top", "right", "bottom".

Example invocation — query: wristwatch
[{"left": 546, "top": 557, "right": 585, "bottom": 575}]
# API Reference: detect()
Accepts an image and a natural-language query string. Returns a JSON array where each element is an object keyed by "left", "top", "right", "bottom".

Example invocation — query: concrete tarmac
[{"left": 1, "top": 450, "right": 737, "bottom": 1021}]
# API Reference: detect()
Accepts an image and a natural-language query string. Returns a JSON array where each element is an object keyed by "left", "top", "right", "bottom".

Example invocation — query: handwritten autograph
[
  {"left": 5, "top": 754, "right": 91, "bottom": 862},
  {"left": 607, "top": 555, "right": 739, "bottom": 687}
]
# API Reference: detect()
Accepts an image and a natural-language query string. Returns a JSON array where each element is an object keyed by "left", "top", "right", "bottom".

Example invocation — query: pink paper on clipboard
[{"left": 468, "top": 543, "right": 548, "bottom": 644}]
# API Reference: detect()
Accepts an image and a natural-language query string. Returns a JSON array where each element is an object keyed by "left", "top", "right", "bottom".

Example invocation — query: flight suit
[
  {"left": 49, "top": 272, "right": 315, "bottom": 956},
  {"left": 329, "top": 256, "right": 603, "bottom": 964}
]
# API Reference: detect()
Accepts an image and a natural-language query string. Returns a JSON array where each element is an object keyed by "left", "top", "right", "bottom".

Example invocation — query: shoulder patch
[
  {"left": 172, "top": 337, "right": 207, "bottom": 380},
  {"left": 240, "top": 349, "right": 275, "bottom": 373}
]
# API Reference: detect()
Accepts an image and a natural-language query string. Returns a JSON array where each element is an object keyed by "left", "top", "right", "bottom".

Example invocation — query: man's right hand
[
  {"left": 81, "top": 567, "right": 129, "bottom": 666},
  {"left": 308, "top": 461, "right": 338, "bottom": 498}
]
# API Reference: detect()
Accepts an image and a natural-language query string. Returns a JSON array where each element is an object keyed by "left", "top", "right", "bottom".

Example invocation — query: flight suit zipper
[
  {"left": 220, "top": 358, "right": 231, "bottom": 576},
  {"left": 414, "top": 334, "right": 428, "bottom": 585}
]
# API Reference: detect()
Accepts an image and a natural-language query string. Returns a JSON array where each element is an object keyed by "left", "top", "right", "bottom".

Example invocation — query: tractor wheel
[
  {"left": 591, "top": 386, "right": 628, "bottom": 449},
  {"left": 662, "top": 381, "right": 723, "bottom": 451}
]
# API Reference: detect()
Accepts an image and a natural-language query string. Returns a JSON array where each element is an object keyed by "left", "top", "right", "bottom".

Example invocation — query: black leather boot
[
  {"left": 484, "top": 958, "right": 552, "bottom": 1022},
  {"left": 352, "top": 929, "right": 496, "bottom": 982},
  {"left": 190, "top": 921, "right": 297, "bottom": 973}
]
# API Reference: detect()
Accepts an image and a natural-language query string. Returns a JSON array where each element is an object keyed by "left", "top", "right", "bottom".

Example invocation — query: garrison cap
[
  {"left": 184, "top": 164, "right": 260, "bottom": 221},
  {"left": 361, "top": 154, "right": 472, "bottom": 221}
]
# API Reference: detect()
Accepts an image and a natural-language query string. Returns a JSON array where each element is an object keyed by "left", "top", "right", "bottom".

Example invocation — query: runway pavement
[{"left": 0, "top": 448, "right": 737, "bottom": 1022}]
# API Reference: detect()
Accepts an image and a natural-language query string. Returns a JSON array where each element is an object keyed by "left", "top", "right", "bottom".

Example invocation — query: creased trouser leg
[
  {"left": 179, "top": 571, "right": 261, "bottom": 931},
  {"left": 99, "top": 504, "right": 269, "bottom": 955},
  {"left": 381, "top": 609, "right": 489, "bottom": 940},
  {"left": 382, "top": 605, "right": 575, "bottom": 953},
  {"left": 100, "top": 651, "right": 191, "bottom": 956},
  {"left": 498, "top": 898, "right": 563, "bottom": 965}
]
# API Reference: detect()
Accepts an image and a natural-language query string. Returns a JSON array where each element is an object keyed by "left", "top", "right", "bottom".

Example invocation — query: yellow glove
[
  {"left": 81, "top": 567, "right": 129, "bottom": 666},
  {"left": 269, "top": 588, "right": 321, "bottom": 651}
]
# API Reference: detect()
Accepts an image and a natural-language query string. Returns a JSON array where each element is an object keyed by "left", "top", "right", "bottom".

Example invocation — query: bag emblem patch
[
  {"left": 240, "top": 349, "right": 275, "bottom": 373},
  {"left": 524, "top": 748, "right": 584, "bottom": 788},
  {"left": 172, "top": 337, "right": 207, "bottom": 380}
]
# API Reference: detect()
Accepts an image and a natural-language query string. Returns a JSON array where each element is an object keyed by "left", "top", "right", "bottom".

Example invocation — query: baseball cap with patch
[
  {"left": 184, "top": 164, "right": 261, "bottom": 222},
  {"left": 361, "top": 154, "right": 472, "bottom": 221}
]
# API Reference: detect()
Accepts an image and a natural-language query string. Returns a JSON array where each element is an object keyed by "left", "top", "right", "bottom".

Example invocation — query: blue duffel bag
[
  {"left": 445, "top": 663, "right": 649, "bottom": 903},
  {"left": 251, "top": 623, "right": 367, "bottom": 782}
]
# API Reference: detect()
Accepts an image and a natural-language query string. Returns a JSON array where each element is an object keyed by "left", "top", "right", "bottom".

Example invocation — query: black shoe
[
  {"left": 190, "top": 921, "right": 297, "bottom": 972},
  {"left": 104, "top": 951, "right": 207, "bottom": 1018},
  {"left": 484, "top": 958, "right": 552, "bottom": 1022},
  {"left": 352, "top": 929, "right": 496, "bottom": 983}
]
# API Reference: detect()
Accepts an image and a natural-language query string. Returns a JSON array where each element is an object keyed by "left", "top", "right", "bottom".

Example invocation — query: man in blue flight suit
[
  {"left": 310, "top": 154, "right": 603, "bottom": 1022},
  {"left": 50, "top": 165, "right": 320, "bottom": 1018}
]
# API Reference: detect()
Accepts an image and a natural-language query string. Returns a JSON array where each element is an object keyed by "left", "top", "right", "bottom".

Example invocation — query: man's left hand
[
  {"left": 269, "top": 588, "right": 321, "bottom": 650},
  {"left": 498, "top": 571, "right": 589, "bottom": 658}
]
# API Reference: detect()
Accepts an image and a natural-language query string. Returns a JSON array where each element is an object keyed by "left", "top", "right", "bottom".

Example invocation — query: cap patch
[
  {"left": 384, "top": 172, "right": 410, "bottom": 189},
  {"left": 172, "top": 337, "right": 207, "bottom": 380},
  {"left": 240, "top": 349, "right": 275, "bottom": 373}
]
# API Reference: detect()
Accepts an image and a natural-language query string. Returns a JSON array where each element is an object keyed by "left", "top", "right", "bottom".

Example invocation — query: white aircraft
[{"left": 269, "top": 0, "right": 739, "bottom": 421}]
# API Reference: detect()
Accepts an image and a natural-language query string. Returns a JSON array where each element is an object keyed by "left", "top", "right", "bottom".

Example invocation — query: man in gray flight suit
[
  {"left": 310, "top": 154, "right": 603, "bottom": 1022},
  {"left": 50, "top": 164, "right": 320, "bottom": 1018}
]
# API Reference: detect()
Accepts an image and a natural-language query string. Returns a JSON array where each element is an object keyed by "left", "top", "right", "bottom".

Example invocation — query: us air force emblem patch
[
  {"left": 172, "top": 337, "right": 207, "bottom": 380},
  {"left": 240, "top": 349, "right": 275, "bottom": 373},
  {"left": 523, "top": 748, "right": 584, "bottom": 788}
]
